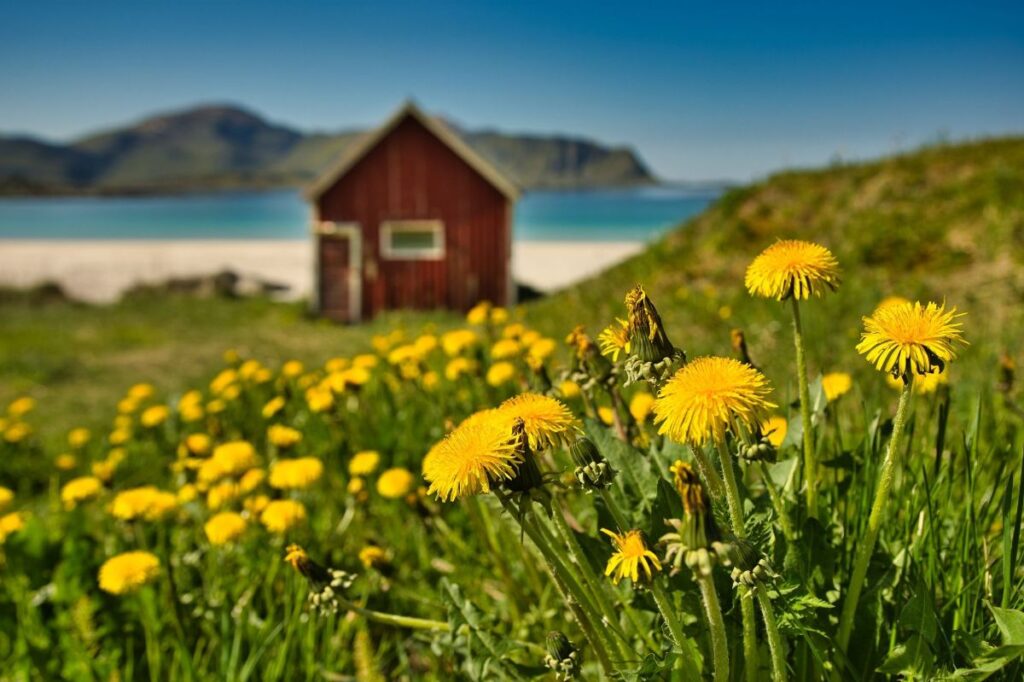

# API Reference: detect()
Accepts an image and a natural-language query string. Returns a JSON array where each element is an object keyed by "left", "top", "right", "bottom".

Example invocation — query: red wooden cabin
[{"left": 306, "top": 102, "right": 519, "bottom": 323}]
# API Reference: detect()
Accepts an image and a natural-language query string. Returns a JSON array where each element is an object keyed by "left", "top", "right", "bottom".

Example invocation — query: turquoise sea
[{"left": 0, "top": 186, "right": 719, "bottom": 242}]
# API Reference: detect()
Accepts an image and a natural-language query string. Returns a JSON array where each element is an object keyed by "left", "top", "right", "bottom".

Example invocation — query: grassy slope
[
  {"left": 2, "top": 136, "right": 1022, "bottom": 442},
  {"left": 530, "top": 136, "right": 1024, "bottom": 395}
]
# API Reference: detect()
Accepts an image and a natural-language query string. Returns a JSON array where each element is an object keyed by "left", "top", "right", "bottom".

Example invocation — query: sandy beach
[{"left": 0, "top": 239, "right": 645, "bottom": 303}]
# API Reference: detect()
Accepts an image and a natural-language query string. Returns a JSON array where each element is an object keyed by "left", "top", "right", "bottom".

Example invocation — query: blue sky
[{"left": 1, "top": 1, "right": 1021, "bottom": 180}]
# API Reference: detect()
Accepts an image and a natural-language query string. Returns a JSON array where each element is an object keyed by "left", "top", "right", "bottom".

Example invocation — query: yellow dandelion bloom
[
  {"left": 597, "top": 319, "right": 631, "bottom": 362},
  {"left": 654, "top": 356, "right": 775, "bottom": 446},
  {"left": 260, "top": 499, "right": 307, "bottom": 534},
  {"left": 821, "top": 372, "right": 853, "bottom": 402},
  {"left": 875, "top": 295, "right": 910, "bottom": 313},
  {"left": 423, "top": 410, "right": 521, "bottom": 502},
  {"left": 349, "top": 451, "right": 381, "bottom": 477},
  {"left": 413, "top": 334, "right": 438, "bottom": 357},
  {"left": 422, "top": 371, "right": 440, "bottom": 391},
  {"left": 377, "top": 467, "right": 415, "bottom": 499},
  {"left": 353, "top": 354, "right": 379, "bottom": 369},
  {"left": 268, "top": 457, "right": 324, "bottom": 490},
  {"left": 204, "top": 512, "right": 247, "bottom": 545},
  {"left": 7, "top": 396, "right": 35, "bottom": 417},
  {"left": 490, "top": 307, "right": 509, "bottom": 324},
  {"left": 108, "top": 427, "right": 130, "bottom": 446},
  {"left": 527, "top": 337, "right": 557, "bottom": 362},
  {"left": 467, "top": 301, "right": 492, "bottom": 325},
  {"left": 491, "top": 339, "right": 522, "bottom": 360},
  {"left": 207, "top": 441, "right": 259, "bottom": 479},
  {"left": 559, "top": 380, "right": 582, "bottom": 400},
  {"left": 629, "top": 392, "right": 655, "bottom": 423},
  {"left": 485, "top": 362, "right": 516, "bottom": 387},
  {"left": 281, "top": 360, "right": 304, "bottom": 378},
  {"left": 445, "top": 357, "right": 477, "bottom": 381},
  {"left": 761, "top": 416, "right": 788, "bottom": 448},
  {"left": 4, "top": 422, "right": 32, "bottom": 444},
  {"left": 598, "top": 406, "right": 616, "bottom": 426},
  {"left": 856, "top": 301, "right": 966, "bottom": 379},
  {"left": 601, "top": 529, "right": 661, "bottom": 585},
  {"left": 325, "top": 357, "right": 350, "bottom": 373},
  {"left": 210, "top": 369, "right": 238, "bottom": 395},
  {"left": 347, "top": 477, "right": 366, "bottom": 495},
  {"left": 744, "top": 239, "right": 841, "bottom": 301},
  {"left": 185, "top": 433, "right": 212, "bottom": 456},
  {"left": 68, "top": 428, "right": 91, "bottom": 449},
  {"left": 306, "top": 386, "right": 334, "bottom": 413},
  {"left": 61, "top": 476, "right": 103, "bottom": 510},
  {"left": 206, "top": 481, "right": 241, "bottom": 510},
  {"left": 498, "top": 393, "right": 577, "bottom": 450},
  {"left": 262, "top": 396, "right": 286, "bottom": 419},
  {"left": 98, "top": 551, "right": 160, "bottom": 595},
  {"left": 359, "top": 545, "right": 389, "bottom": 569},
  {"left": 177, "top": 484, "right": 198, "bottom": 504},
  {"left": 110, "top": 486, "right": 177, "bottom": 521},
  {"left": 0, "top": 486, "right": 12, "bottom": 512},
  {"left": 127, "top": 383, "right": 155, "bottom": 402},
  {"left": 140, "top": 405, "right": 169, "bottom": 428},
  {"left": 239, "top": 468, "right": 266, "bottom": 493},
  {"left": 0, "top": 511, "right": 26, "bottom": 543},
  {"left": 55, "top": 453, "right": 77, "bottom": 471},
  {"left": 244, "top": 494, "right": 270, "bottom": 515},
  {"left": 267, "top": 424, "right": 302, "bottom": 449},
  {"left": 442, "top": 329, "right": 478, "bottom": 356}
]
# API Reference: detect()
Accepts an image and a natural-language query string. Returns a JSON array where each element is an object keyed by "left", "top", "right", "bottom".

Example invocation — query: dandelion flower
[
  {"left": 7, "top": 396, "right": 35, "bottom": 417},
  {"left": 559, "top": 380, "right": 581, "bottom": 400},
  {"left": 486, "top": 362, "right": 516, "bottom": 387},
  {"left": 185, "top": 433, "right": 212, "bottom": 456},
  {"left": 466, "top": 301, "right": 492, "bottom": 325},
  {"left": 629, "top": 392, "right": 655, "bottom": 423},
  {"left": 98, "top": 551, "right": 160, "bottom": 595},
  {"left": 597, "top": 319, "right": 631, "bottom": 362},
  {"left": 598, "top": 406, "right": 615, "bottom": 426},
  {"left": 376, "top": 467, "right": 415, "bottom": 499},
  {"left": 442, "top": 329, "right": 478, "bottom": 356},
  {"left": 239, "top": 467, "right": 266, "bottom": 493},
  {"left": 0, "top": 486, "right": 12, "bottom": 512},
  {"left": 262, "top": 396, "right": 286, "bottom": 419},
  {"left": 306, "top": 386, "right": 334, "bottom": 413},
  {"left": 527, "top": 337, "right": 557, "bottom": 362},
  {"left": 204, "top": 512, "right": 247, "bottom": 545},
  {"left": 269, "top": 457, "right": 324, "bottom": 490},
  {"left": 445, "top": 357, "right": 477, "bottom": 381},
  {"left": 601, "top": 529, "right": 661, "bottom": 585},
  {"left": 268, "top": 424, "right": 302, "bottom": 449},
  {"left": 208, "top": 441, "right": 259, "bottom": 479},
  {"left": 68, "top": 428, "right": 91, "bottom": 449},
  {"left": 821, "top": 372, "right": 853, "bottom": 402},
  {"left": 140, "top": 405, "right": 169, "bottom": 428},
  {"left": 874, "top": 295, "right": 910, "bottom": 313},
  {"left": 654, "top": 356, "right": 775, "bottom": 445},
  {"left": 352, "top": 354, "right": 379, "bottom": 369},
  {"left": 761, "top": 416, "right": 788, "bottom": 448},
  {"left": 110, "top": 486, "right": 177, "bottom": 521},
  {"left": 856, "top": 301, "right": 966, "bottom": 379},
  {"left": 4, "top": 422, "right": 32, "bottom": 444},
  {"left": 491, "top": 339, "right": 522, "bottom": 360},
  {"left": 260, "top": 499, "right": 307, "bottom": 534},
  {"left": 349, "top": 451, "right": 380, "bottom": 476},
  {"left": 498, "top": 393, "right": 577, "bottom": 450},
  {"left": 281, "top": 360, "right": 304, "bottom": 378},
  {"left": 744, "top": 239, "right": 841, "bottom": 300},
  {"left": 61, "top": 476, "right": 103, "bottom": 510},
  {"left": 56, "top": 453, "right": 77, "bottom": 471},
  {"left": 359, "top": 545, "right": 389, "bottom": 569},
  {"left": 423, "top": 410, "right": 521, "bottom": 502},
  {"left": 206, "top": 481, "right": 240, "bottom": 510}
]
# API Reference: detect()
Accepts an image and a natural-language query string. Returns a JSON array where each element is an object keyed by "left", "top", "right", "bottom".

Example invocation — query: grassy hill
[
  {"left": 0, "top": 104, "right": 656, "bottom": 194},
  {"left": 530, "top": 136, "right": 1024, "bottom": 395},
  {"left": 2, "top": 136, "right": 1022, "bottom": 443}
]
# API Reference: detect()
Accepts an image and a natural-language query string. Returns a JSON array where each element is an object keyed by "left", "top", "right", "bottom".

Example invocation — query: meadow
[{"left": 1, "top": 137, "right": 1024, "bottom": 681}]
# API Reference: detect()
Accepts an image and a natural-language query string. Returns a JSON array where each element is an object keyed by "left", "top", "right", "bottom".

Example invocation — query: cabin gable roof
[{"left": 305, "top": 101, "right": 520, "bottom": 202}]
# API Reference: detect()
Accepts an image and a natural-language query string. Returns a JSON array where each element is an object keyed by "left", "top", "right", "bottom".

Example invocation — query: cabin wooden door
[{"left": 318, "top": 227, "right": 361, "bottom": 323}]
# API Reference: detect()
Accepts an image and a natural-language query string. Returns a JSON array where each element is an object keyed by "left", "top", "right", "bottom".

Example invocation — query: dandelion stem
[
  {"left": 697, "top": 572, "right": 730, "bottom": 682},
  {"left": 756, "top": 588, "right": 788, "bottom": 682},
  {"left": 836, "top": 377, "right": 915, "bottom": 652},
  {"left": 341, "top": 599, "right": 450, "bottom": 631},
  {"left": 715, "top": 439, "right": 761, "bottom": 682},
  {"left": 758, "top": 460, "right": 795, "bottom": 542},
  {"left": 790, "top": 297, "right": 818, "bottom": 518},
  {"left": 690, "top": 445, "right": 726, "bottom": 503}
]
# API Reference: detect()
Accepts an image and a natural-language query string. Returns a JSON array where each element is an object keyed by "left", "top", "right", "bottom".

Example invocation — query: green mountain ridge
[{"left": 0, "top": 104, "right": 656, "bottom": 195}]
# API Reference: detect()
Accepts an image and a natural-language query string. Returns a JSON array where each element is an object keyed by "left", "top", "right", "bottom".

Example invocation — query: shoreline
[{"left": 0, "top": 238, "right": 645, "bottom": 303}]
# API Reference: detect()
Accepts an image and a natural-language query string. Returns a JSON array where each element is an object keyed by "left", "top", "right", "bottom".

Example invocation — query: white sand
[{"left": 0, "top": 239, "right": 645, "bottom": 303}]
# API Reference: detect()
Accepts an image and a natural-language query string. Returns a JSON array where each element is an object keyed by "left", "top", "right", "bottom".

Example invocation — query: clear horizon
[{"left": 2, "top": 1, "right": 1022, "bottom": 182}]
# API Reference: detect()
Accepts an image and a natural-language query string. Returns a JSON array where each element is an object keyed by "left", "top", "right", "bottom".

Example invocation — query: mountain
[{"left": 0, "top": 104, "right": 656, "bottom": 195}]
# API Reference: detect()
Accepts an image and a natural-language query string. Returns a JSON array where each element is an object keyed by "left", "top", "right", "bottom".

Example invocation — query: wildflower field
[{"left": 2, "top": 138, "right": 1024, "bottom": 680}]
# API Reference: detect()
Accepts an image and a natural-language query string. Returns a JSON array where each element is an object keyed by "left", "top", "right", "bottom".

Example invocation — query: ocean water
[{"left": 0, "top": 186, "right": 719, "bottom": 242}]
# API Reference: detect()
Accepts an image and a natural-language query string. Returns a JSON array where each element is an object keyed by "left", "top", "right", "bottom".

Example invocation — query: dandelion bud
[
  {"left": 284, "top": 544, "right": 356, "bottom": 615},
  {"left": 625, "top": 285, "right": 676, "bottom": 364},
  {"left": 661, "top": 461, "right": 720, "bottom": 576},
  {"left": 503, "top": 419, "right": 545, "bottom": 496},
  {"left": 569, "top": 438, "right": 615, "bottom": 490},
  {"left": 544, "top": 631, "right": 581, "bottom": 680},
  {"left": 719, "top": 539, "right": 776, "bottom": 591}
]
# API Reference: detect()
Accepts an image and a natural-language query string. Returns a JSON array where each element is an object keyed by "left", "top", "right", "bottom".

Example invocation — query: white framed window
[{"left": 380, "top": 220, "right": 445, "bottom": 260}]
